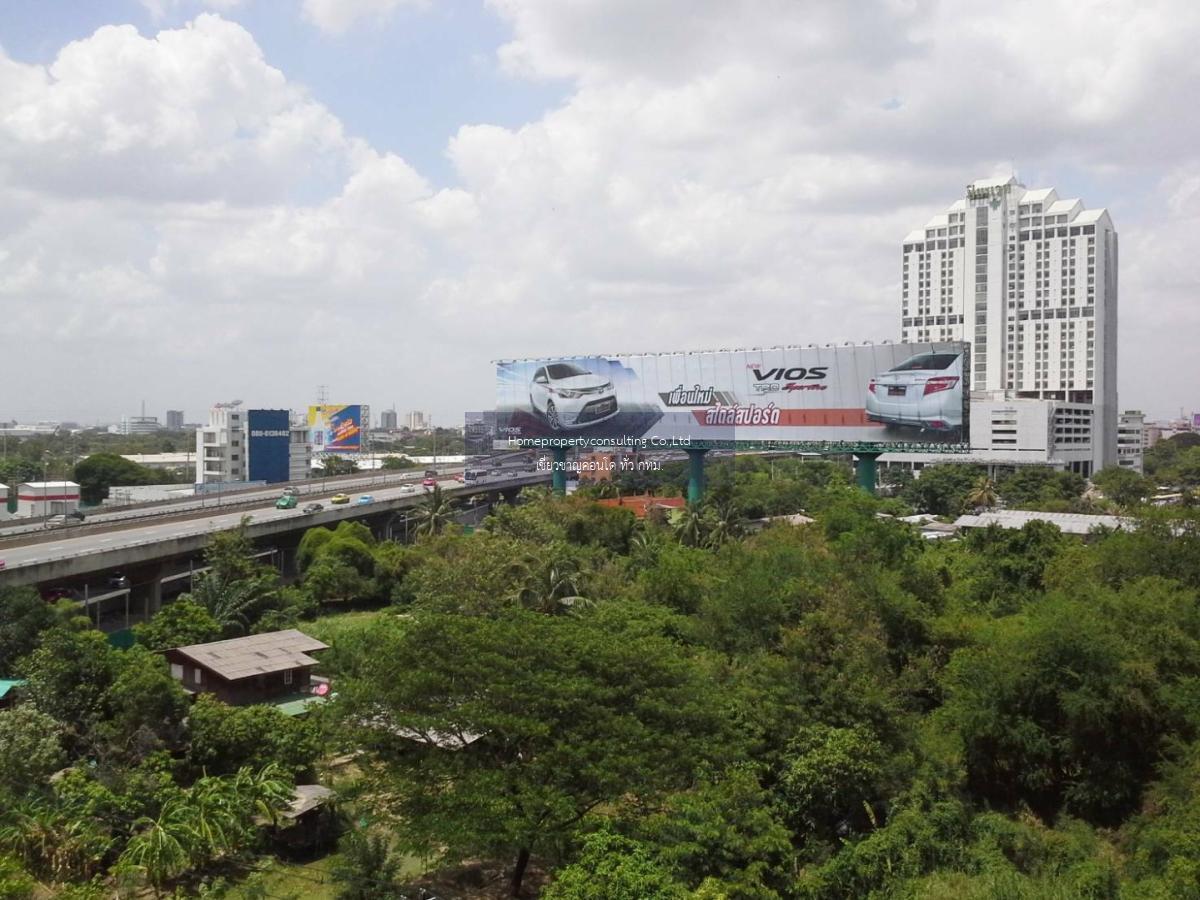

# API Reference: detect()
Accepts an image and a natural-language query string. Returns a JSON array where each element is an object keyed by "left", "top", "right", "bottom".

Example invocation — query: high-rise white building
[
  {"left": 406, "top": 410, "right": 430, "bottom": 432},
  {"left": 898, "top": 175, "right": 1118, "bottom": 474}
]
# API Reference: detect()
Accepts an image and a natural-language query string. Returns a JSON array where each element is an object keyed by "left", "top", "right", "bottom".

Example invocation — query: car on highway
[
  {"left": 357, "top": 495, "right": 374, "bottom": 505},
  {"left": 331, "top": 493, "right": 350, "bottom": 504},
  {"left": 106, "top": 573, "right": 131, "bottom": 590},
  {"left": 865, "top": 350, "right": 964, "bottom": 434},
  {"left": 44, "top": 511, "right": 85, "bottom": 527},
  {"left": 529, "top": 362, "right": 619, "bottom": 430},
  {"left": 424, "top": 469, "right": 438, "bottom": 478},
  {"left": 422, "top": 477, "right": 437, "bottom": 488},
  {"left": 275, "top": 495, "right": 298, "bottom": 510},
  {"left": 282, "top": 487, "right": 300, "bottom": 498},
  {"left": 303, "top": 502, "right": 324, "bottom": 514},
  {"left": 453, "top": 474, "right": 465, "bottom": 483},
  {"left": 0, "top": 559, "right": 4, "bottom": 571},
  {"left": 399, "top": 485, "right": 417, "bottom": 495}
]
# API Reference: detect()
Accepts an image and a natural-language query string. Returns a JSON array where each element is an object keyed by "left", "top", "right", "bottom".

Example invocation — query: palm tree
[
  {"left": 672, "top": 503, "right": 706, "bottom": 548},
  {"left": 704, "top": 501, "right": 744, "bottom": 549},
  {"left": 414, "top": 486, "right": 456, "bottom": 537},
  {"left": 965, "top": 476, "right": 999, "bottom": 511},
  {"left": 189, "top": 570, "right": 277, "bottom": 634},
  {"left": 0, "top": 799, "right": 113, "bottom": 883},
  {"left": 515, "top": 558, "right": 592, "bottom": 615}
]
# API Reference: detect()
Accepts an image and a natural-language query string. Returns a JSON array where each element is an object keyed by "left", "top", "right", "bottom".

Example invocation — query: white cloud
[
  {"left": 2, "top": 4, "right": 1199, "bottom": 421},
  {"left": 301, "top": 0, "right": 427, "bottom": 35}
]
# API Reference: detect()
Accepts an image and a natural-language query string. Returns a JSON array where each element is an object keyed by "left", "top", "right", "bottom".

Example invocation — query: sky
[{"left": 1, "top": 0, "right": 1198, "bottom": 426}]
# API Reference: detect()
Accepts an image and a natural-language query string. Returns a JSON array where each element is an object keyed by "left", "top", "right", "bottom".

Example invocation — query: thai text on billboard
[
  {"left": 308, "top": 404, "right": 366, "bottom": 453},
  {"left": 494, "top": 343, "right": 969, "bottom": 448}
]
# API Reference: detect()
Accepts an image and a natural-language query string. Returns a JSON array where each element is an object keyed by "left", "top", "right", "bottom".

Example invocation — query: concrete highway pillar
[
  {"left": 854, "top": 452, "right": 881, "bottom": 495},
  {"left": 147, "top": 570, "right": 164, "bottom": 619},
  {"left": 551, "top": 447, "right": 568, "bottom": 495},
  {"left": 686, "top": 448, "right": 708, "bottom": 504}
]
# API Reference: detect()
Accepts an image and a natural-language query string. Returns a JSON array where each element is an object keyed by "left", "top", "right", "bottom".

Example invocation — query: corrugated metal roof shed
[{"left": 175, "top": 629, "right": 328, "bottom": 681}]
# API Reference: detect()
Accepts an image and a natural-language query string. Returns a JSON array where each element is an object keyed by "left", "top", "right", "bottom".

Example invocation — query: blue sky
[
  {"left": 0, "top": 0, "right": 566, "bottom": 186},
  {"left": 1, "top": 0, "right": 1198, "bottom": 425}
]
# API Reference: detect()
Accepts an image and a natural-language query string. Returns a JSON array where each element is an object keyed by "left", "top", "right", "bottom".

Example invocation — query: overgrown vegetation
[{"left": 3, "top": 455, "right": 1200, "bottom": 897}]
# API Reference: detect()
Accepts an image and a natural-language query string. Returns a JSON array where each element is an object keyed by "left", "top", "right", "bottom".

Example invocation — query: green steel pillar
[
  {"left": 854, "top": 452, "right": 881, "bottom": 495},
  {"left": 551, "top": 446, "right": 568, "bottom": 494},
  {"left": 686, "top": 448, "right": 708, "bottom": 504}
]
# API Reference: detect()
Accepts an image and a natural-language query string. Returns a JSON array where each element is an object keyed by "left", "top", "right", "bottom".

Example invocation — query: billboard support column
[
  {"left": 551, "top": 447, "right": 568, "bottom": 494},
  {"left": 854, "top": 452, "right": 881, "bottom": 495},
  {"left": 686, "top": 449, "right": 708, "bottom": 504}
]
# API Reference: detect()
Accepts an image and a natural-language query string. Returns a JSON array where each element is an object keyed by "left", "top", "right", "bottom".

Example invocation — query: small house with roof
[{"left": 164, "top": 629, "right": 328, "bottom": 706}]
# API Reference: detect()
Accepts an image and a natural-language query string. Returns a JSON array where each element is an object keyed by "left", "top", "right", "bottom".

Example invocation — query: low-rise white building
[{"left": 16, "top": 481, "right": 81, "bottom": 517}]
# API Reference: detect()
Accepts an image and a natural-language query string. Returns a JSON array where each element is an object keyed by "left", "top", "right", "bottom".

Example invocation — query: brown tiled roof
[{"left": 174, "top": 629, "right": 328, "bottom": 681}]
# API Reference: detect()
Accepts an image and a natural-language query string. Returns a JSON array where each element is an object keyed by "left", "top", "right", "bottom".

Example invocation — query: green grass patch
[{"left": 303, "top": 608, "right": 398, "bottom": 645}]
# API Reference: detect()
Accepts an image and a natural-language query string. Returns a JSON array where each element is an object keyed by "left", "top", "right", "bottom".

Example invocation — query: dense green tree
[
  {"left": 639, "top": 766, "right": 792, "bottom": 897},
  {"left": 329, "top": 830, "right": 404, "bottom": 900},
  {"left": 996, "top": 466, "right": 1086, "bottom": 510},
  {"left": 73, "top": 453, "right": 165, "bottom": 504},
  {"left": 901, "top": 464, "right": 986, "bottom": 516},
  {"left": 17, "top": 627, "right": 119, "bottom": 735},
  {"left": 0, "top": 586, "right": 60, "bottom": 672},
  {"left": 186, "top": 520, "right": 280, "bottom": 634},
  {"left": 1092, "top": 466, "right": 1154, "bottom": 508},
  {"left": 316, "top": 454, "right": 359, "bottom": 476},
  {"left": 132, "top": 600, "right": 221, "bottom": 651},
  {"left": 0, "top": 706, "right": 66, "bottom": 797},
  {"left": 938, "top": 577, "right": 1200, "bottom": 823},
  {"left": 333, "top": 606, "right": 733, "bottom": 895},
  {"left": 93, "top": 647, "right": 189, "bottom": 761},
  {"left": 777, "top": 724, "right": 888, "bottom": 840},
  {"left": 185, "top": 695, "right": 319, "bottom": 778},
  {"left": 542, "top": 830, "right": 688, "bottom": 900}
]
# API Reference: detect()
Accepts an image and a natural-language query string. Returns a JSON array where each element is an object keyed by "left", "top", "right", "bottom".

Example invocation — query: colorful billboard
[
  {"left": 494, "top": 343, "right": 969, "bottom": 448},
  {"left": 247, "top": 409, "right": 291, "bottom": 484},
  {"left": 308, "top": 404, "right": 367, "bottom": 453}
]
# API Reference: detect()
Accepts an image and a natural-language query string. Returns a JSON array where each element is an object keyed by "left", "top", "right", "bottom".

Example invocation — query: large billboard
[
  {"left": 308, "top": 404, "right": 368, "bottom": 453},
  {"left": 247, "top": 409, "right": 291, "bottom": 483},
  {"left": 494, "top": 343, "right": 968, "bottom": 448}
]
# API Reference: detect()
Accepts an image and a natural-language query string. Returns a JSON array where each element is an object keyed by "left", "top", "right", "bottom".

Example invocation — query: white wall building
[
  {"left": 1117, "top": 410, "right": 1146, "bottom": 474},
  {"left": 406, "top": 410, "right": 429, "bottom": 432},
  {"left": 898, "top": 175, "right": 1118, "bottom": 475},
  {"left": 195, "top": 406, "right": 311, "bottom": 485},
  {"left": 121, "top": 415, "right": 161, "bottom": 435},
  {"left": 196, "top": 405, "right": 247, "bottom": 484},
  {"left": 16, "top": 481, "right": 81, "bottom": 517}
]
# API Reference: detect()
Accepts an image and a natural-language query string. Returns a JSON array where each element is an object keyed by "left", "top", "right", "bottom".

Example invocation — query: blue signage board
[{"left": 247, "top": 409, "right": 291, "bottom": 484}]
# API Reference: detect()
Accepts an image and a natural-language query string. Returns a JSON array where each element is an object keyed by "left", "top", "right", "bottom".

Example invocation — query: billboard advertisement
[
  {"left": 247, "top": 409, "right": 291, "bottom": 483},
  {"left": 308, "top": 404, "right": 367, "bottom": 453},
  {"left": 494, "top": 343, "right": 968, "bottom": 448}
]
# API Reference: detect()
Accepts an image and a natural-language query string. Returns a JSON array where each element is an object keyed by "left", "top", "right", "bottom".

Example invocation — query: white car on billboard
[
  {"left": 865, "top": 351, "right": 964, "bottom": 433},
  {"left": 529, "top": 362, "right": 619, "bottom": 430}
]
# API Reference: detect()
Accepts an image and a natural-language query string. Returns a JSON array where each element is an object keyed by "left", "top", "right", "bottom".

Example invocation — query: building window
[
  {"left": 193, "top": 669, "right": 202, "bottom": 685},
  {"left": 284, "top": 669, "right": 293, "bottom": 686},
  {"left": 170, "top": 664, "right": 183, "bottom": 680}
]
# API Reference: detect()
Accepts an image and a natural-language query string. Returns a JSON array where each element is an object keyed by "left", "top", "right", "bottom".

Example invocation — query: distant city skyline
[{"left": 2, "top": 3, "right": 1198, "bottom": 423}]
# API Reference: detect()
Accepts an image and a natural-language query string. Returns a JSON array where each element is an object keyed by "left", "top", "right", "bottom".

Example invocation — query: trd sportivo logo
[{"left": 746, "top": 365, "right": 829, "bottom": 394}]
